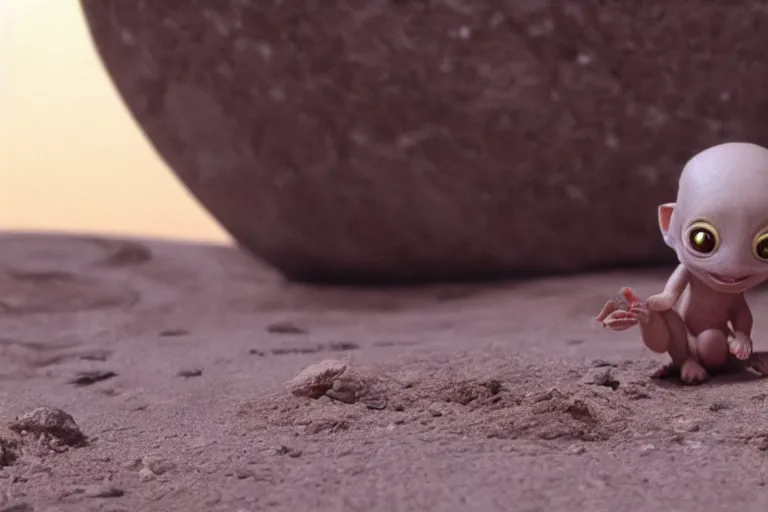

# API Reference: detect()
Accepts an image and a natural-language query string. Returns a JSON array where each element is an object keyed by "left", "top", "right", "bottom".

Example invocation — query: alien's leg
[
  {"left": 635, "top": 305, "right": 708, "bottom": 384},
  {"left": 688, "top": 328, "right": 730, "bottom": 374}
]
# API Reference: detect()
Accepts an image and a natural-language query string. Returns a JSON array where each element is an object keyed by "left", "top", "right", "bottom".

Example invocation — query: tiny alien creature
[{"left": 596, "top": 142, "right": 768, "bottom": 384}]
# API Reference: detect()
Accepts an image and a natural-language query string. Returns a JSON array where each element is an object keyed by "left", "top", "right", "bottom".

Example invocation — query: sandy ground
[{"left": 3, "top": 233, "right": 768, "bottom": 511}]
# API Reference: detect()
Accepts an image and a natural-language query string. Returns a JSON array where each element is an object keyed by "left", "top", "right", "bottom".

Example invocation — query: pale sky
[{"left": 1, "top": 0, "right": 231, "bottom": 243}]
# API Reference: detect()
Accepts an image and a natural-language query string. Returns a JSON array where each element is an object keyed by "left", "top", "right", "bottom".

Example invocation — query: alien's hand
[
  {"left": 729, "top": 332, "right": 753, "bottom": 361},
  {"left": 645, "top": 293, "right": 676, "bottom": 312}
]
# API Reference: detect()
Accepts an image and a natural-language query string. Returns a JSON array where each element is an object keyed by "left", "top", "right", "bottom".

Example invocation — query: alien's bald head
[{"left": 659, "top": 142, "right": 768, "bottom": 293}]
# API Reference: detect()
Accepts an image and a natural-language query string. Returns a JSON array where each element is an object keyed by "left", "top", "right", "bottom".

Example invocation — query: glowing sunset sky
[{"left": 1, "top": 0, "right": 230, "bottom": 243}]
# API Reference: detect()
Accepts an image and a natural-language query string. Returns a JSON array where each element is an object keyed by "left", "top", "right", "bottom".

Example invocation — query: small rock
[
  {"left": 581, "top": 368, "right": 620, "bottom": 390},
  {"left": 276, "top": 445, "right": 302, "bottom": 457},
  {"left": 176, "top": 368, "right": 203, "bottom": 378},
  {"left": 266, "top": 322, "right": 307, "bottom": 335},
  {"left": 141, "top": 456, "right": 174, "bottom": 476},
  {"left": 530, "top": 388, "right": 565, "bottom": 403},
  {"left": 0, "top": 427, "right": 21, "bottom": 467},
  {"left": 639, "top": 443, "right": 655, "bottom": 454},
  {"left": 9, "top": 407, "right": 86, "bottom": 447},
  {"left": 286, "top": 359, "right": 347, "bottom": 399},
  {"left": 235, "top": 468, "right": 253, "bottom": 479},
  {"left": 569, "top": 444, "right": 585, "bottom": 455},
  {"left": 304, "top": 419, "right": 350, "bottom": 434},
  {"left": 79, "top": 351, "right": 110, "bottom": 361},
  {"left": 249, "top": 349, "right": 266, "bottom": 356},
  {"left": 138, "top": 467, "right": 155, "bottom": 482},
  {"left": 622, "top": 385, "right": 651, "bottom": 400},
  {"left": 159, "top": 328, "right": 190, "bottom": 337},
  {"left": 364, "top": 398, "right": 387, "bottom": 410},
  {"left": 85, "top": 485, "right": 124, "bottom": 498},
  {"left": 325, "top": 377, "right": 364, "bottom": 404},
  {"left": 672, "top": 418, "right": 699, "bottom": 433},
  {"left": 428, "top": 405, "right": 443, "bottom": 417},
  {"left": 709, "top": 401, "right": 730, "bottom": 412},
  {"left": 327, "top": 341, "right": 360, "bottom": 351},
  {"left": 591, "top": 360, "right": 616, "bottom": 368},
  {"left": 0, "top": 504, "right": 34, "bottom": 512},
  {"left": 68, "top": 371, "right": 117, "bottom": 387}
]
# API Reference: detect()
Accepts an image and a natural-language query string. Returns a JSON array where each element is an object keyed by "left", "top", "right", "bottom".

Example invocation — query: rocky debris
[
  {"left": 287, "top": 360, "right": 379, "bottom": 405},
  {"left": 269, "top": 342, "right": 361, "bottom": 356},
  {"left": 276, "top": 445, "right": 302, "bottom": 458},
  {"left": 267, "top": 321, "right": 308, "bottom": 335},
  {"left": 264, "top": 362, "right": 632, "bottom": 444},
  {"left": 158, "top": 328, "right": 190, "bottom": 337},
  {"left": 84, "top": 484, "right": 125, "bottom": 498},
  {"left": 9, "top": 407, "right": 87, "bottom": 450},
  {"left": 0, "top": 427, "right": 22, "bottom": 467},
  {"left": 0, "top": 503, "right": 34, "bottom": 512},
  {"left": 287, "top": 359, "right": 349, "bottom": 399},
  {"left": 68, "top": 370, "right": 117, "bottom": 387},
  {"left": 176, "top": 368, "right": 203, "bottom": 378},
  {"left": 325, "top": 374, "right": 367, "bottom": 404},
  {"left": 436, "top": 378, "right": 503, "bottom": 406},
  {"left": 132, "top": 455, "right": 175, "bottom": 482},
  {"left": 581, "top": 368, "right": 620, "bottom": 390}
]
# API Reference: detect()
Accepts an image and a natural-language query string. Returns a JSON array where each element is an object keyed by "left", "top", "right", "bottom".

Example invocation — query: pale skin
[{"left": 596, "top": 142, "right": 768, "bottom": 384}]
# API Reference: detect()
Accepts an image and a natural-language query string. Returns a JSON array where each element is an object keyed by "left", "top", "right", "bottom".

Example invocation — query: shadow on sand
[{"left": 650, "top": 351, "right": 768, "bottom": 388}]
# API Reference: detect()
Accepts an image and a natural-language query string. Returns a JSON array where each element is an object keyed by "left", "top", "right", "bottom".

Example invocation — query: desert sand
[{"left": 2, "top": 232, "right": 768, "bottom": 511}]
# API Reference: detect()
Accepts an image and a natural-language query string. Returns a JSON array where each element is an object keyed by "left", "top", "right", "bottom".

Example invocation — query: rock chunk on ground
[
  {"left": 9, "top": 407, "right": 87, "bottom": 448},
  {"left": 0, "top": 427, "right": 21, "bottom": 467},
  {"left": 287, "top": 359, "right": 348, "bottom": 399}
]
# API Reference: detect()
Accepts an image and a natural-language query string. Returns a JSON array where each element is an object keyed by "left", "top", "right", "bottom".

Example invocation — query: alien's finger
[
  {"left": 606, "top": 322, "right": 637, "bottom": 331},
  {"left": 603, "top": 318, "right": 638, "bottom": 330},
  {"left": 595, "top": 300, "right": 619, "bottom": 322},
  {"left": 620, "top": 287, "right": 642, "bottom": 307},
  {"left": 629, "top": 306, "right": 649, "bottom": 323}
]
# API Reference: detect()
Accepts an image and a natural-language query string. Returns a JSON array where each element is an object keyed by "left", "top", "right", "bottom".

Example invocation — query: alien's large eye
[
  {"left": 753, "top": 233, "right": 768, "bottom": 261},
  {"left": 686, "top": 221, "right": 720, "bottom": 255}
]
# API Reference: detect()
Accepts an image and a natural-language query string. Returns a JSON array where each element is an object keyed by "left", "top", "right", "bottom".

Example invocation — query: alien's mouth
[{"left": 706, "top": 272, "right": 752, "bottom": 286}]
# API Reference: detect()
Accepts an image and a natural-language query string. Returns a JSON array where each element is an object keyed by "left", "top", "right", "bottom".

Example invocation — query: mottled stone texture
[{"left": 80, "top": 0, "right": 768, "bottom": 283}]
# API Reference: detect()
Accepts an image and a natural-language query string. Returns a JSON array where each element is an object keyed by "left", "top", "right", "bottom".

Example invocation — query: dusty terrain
[{"left": 3, "top": 232, "right": 768, "bottom": 511}]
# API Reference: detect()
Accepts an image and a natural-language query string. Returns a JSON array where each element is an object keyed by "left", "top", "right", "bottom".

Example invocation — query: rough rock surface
[
  {"left": 80, "top": 1, "right": 768, "bottom": 282},
  {"left": 4, "top": 233, "right": 768, "bottom": 510}
]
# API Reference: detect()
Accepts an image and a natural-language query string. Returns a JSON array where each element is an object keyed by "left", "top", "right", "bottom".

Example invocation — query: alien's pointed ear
[{"left": 658, "top": 202, "right": 676, "bottom": 247}]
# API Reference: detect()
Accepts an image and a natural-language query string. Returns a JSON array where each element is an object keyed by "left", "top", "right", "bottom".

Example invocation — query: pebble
[
  {"left": 672, "top": 419, "right": 699, "bottom": 433},
  {"left": 276, "top": 445, "right": 302, "bottom": 458},
  {"left": 286, "top": 360, "right": 347, "bottom": 398},
  {"left": 85, "top": 484, "right": 124, "bottom": 498},
  {"left": 569, "top": 445, "right": 586, "bottom": 455},
  {"left": 141, "top": 456, "right": 174, "bottom": 475},
  {"left": 138, "top": 468, "right": 155, "bottom": 482}
]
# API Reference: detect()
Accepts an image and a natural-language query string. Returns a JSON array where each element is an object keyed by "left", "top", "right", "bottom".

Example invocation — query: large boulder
[{"left": 80, "top": 0, "right": 768, "bottom": 283}]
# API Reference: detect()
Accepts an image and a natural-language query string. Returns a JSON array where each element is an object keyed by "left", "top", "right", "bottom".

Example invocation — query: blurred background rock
[
  {"left": 13, "top": 1, "right": 768, "bottom": 283},
  {"left": 1, "top": 1, "right": 229, "bottom": 244}
]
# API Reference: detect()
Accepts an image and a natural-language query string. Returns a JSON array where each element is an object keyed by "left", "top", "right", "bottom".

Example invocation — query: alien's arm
[
  {"left": 646, "top": 264, "right": 690, "bottom": 311},
  {"left": 662, "top": 264, "right": 690, "bottom": 300},
  {"left": 730, "top": 294, "right": 754, "bottom": 340}
]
